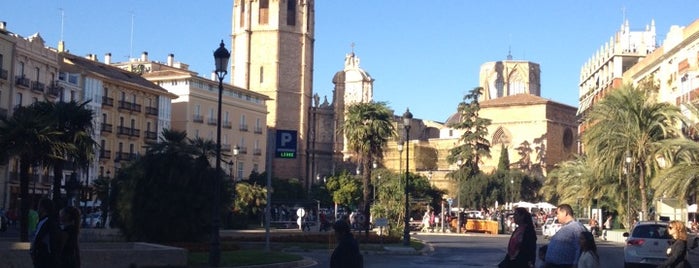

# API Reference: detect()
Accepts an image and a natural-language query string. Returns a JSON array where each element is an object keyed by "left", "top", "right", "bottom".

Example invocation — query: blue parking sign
[{"left": 275, "top": 130, "right": 297, "bottom": 158}]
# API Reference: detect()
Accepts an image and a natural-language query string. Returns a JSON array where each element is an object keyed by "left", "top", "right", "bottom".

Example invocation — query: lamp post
[
  {"left": 402, "top": 108, "right": 412, "bottom": 246},
  {"left": 456, "top": 158, "right": 463, "bottom": 233},
  {"left": 625, "top": 151, "right": 632, "bottom": 230},
  {"left": 210, "top": 40, "right": 230, "bottom": 267},
  {"left": 106, "top": 170, "right": 111, "bottom": 229}
]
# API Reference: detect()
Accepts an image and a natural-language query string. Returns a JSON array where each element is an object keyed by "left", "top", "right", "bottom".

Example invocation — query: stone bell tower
[{"left": 231, "top": 0, "right": 315, "bottom": 182}]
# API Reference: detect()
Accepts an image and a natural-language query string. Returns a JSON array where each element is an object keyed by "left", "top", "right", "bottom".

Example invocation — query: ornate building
[{"left": 479, "top": 55, "right": 541, "bottom": 101}]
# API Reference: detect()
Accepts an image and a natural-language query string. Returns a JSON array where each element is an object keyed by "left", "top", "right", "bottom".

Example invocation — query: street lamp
[
  {"left": 106, "top": 170, "right": 111, "bottom": 229},
  {"left": 456, "top": 158, "right": 463, "bottom": 233},
  {"left": 402, "top": 108, "right": 412, "bottom": 246},
  {"left": 210, "top": 40, "right": 230, "bottom": 267},
  {"left": 625, "top": 151, "right": 632, "bottom": 230}
]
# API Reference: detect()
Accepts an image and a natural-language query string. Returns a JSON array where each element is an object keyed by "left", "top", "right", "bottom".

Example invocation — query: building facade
[
  {"left": 111, "top": 52, "right": 270, "bottom": 181},
  {"left": 577, "top": 20, "right": 658, "bottom": 147},
  {"left": 231, "top": 0, "right": 314, "bottom": 184}
]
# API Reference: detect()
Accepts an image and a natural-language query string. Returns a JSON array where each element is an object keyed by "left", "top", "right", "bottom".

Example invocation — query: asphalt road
[{"left": 295, "top": 232, "right": 673, "bottom": 268}]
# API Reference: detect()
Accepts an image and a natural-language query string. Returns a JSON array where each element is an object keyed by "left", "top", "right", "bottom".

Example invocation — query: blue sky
[{"left": 3, "top": 1, "right": 699, "bottom": 122}]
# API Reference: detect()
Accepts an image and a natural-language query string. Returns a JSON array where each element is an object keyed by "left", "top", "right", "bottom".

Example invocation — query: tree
[
  {"left": 583, "top": 83, "right": 682, "bottom": 226},
  {"left": 342, "top": 101, "right": 395, "bottom": 234},
  {"left": 115, "top": 129, "right": 231, "bottom": 242},
  {"left": 497, "top": 144, "right": 510, "bottom": 171},
  {"left": 0, "top": 104, "right": 68, "bottom": 242},
  {"left": 33, "top": 100, "right": 96, "bottom": 207},
  {"left": 447, "top": 87, "right": 491, "bottom": 208},
  {"left": 325, "top": 172, "right": 362, "bottom": 210}
]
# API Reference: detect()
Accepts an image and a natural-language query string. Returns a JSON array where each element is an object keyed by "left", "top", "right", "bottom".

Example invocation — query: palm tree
[
  {"left": 583, "top": 83, "right": 682, "bottom": 226},
  {"left": 342, "top": 101, "right": 395, "bottom": 235},
  {"left": 33, "top": 100, "right": 96, "bottom": 207},
  {"left": 0, "top": 105, "right": 68, "bottom": 242}
]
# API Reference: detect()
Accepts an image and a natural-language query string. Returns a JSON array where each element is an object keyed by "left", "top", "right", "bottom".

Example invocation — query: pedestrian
[
  {"left": 602, "top": 215, "right": 612, "bottom": 241},
  {"left": 58, "top": 206, "right": 81, "bottom": 268},
  {"left": 28, "top": 205, "right": 39, "bottom": 240},
  {"left": 588, "top": 215, "right": 599, "bottom": 237},
  {"left": 577, "top": 231, "right": 599, "bottom": 268},
  {"left": 30, "top": 198, "right": 62, "bottom": 268},
  {"left": 544, "top": 204, "right": 587, "bottom": 268},
  {"left": 330, "top": 220, "right": 363, "bottom": 268},
  {"left": 658, "top": 220, "right": 691, "bottom": 268},
  {"left": 499, "top": 207, "right": 537, "bottom": 268}
]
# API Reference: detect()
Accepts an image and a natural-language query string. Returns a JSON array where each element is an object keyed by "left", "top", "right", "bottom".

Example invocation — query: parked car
[
  {"left": 577, "top": 218, "right": 592, "bottom": 231},
  {"left": 85, "top": 212, "right": 103, "bottom": 228},
  {"left": 542, "top": 218, "right": 561, "bottom": 239},
  {"left": 623, "top": 221, "right": 673, "bottom": 267}
]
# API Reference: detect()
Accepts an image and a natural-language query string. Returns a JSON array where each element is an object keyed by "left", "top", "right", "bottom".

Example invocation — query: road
[{"left": 297, "top": 232, "right": 699, "bottom": 268}]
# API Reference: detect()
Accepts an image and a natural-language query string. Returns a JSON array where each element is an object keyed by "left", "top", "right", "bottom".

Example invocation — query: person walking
[
  {"left": 28, "top": 206, "right": 39, "bottom": 240},
  {"left": 30, "top": 198, "right": 61, "bottom": 268},
  {"left": 658, "top": 220, "right": 690, "bottom": 268},
  {"left": 59, "top": 206, "right": 81, "bottom": 268},
  {"left": 330, "top": 220, "right": 363, "bottom": 268},
  {"left": 577, "top": 231, "right": 600, "bottom": 268},
  {"left": 602, "top": 215, "right": 612, "bottom": 241},
  {"left": 499, "top": 207, "right": 537, "bottom": 268},
  {"left": 544, "top": 204, "right": 587, "bottom": 268}
]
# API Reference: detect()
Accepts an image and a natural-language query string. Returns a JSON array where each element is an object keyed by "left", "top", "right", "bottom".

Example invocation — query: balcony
[
  {"left": 15, "top": 76, "right": 29, "bottom": 87},
  {"left": 193, "top": 114, "right": 204, "bottom": 123},
  {"left": 253, "top": 148, "right": 262, "bottom": 155},
  {"left": 115, "top": 152, "right": 132, "bottom": 161},
  {"left": 102, "top": 96, "right": 114, "bottom": 107},
  {"left": 239, "top": 146, "right": 248, "bottom": 154},
  {"left": 31, "top": 81, "right": 45, "bottom": 93},
  {"left": 145, "top": 106, "right": 158, "bottom": 116},
  {"left": 117, "top": 126, "right": 131, "bottom": 136},
  {"left": 132, "top": 103, "right": 142, "bottom": 113},
  {"left": 254, "top": 126, "right": 264, "bottom": 134},
  {"left": 145, "top": 130, "right": 157, "bottom": 140},
  {"left": 101, "top": 123, "right": 113, "bottom": 133},
  {"left": 239, "top": 124, "right": 249, "bottom": 132},
  {"left": 223, "top": 121, "right": 232, "bottom": 129},
  {"left": 131, "top": 128, "right": 140, "bottom": 137},
  {"left": 0, "top": 69, "right": 8, "bottom": 80},
  {"left": 207, "top": 117, "right": 218, "bottom": 126},
  {"left": 221, "top": 144, "right": 231, "bottom": 152},
  {"left": 47, "top": 81, "right": 61, "bottom": 97},
  {"left": 99, "top": 150, "right": 112, "bottom": 159}
]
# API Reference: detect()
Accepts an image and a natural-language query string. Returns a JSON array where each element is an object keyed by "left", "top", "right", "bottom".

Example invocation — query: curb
[{"left": 235, "top": 257, "right": 317, "bottom": 268}]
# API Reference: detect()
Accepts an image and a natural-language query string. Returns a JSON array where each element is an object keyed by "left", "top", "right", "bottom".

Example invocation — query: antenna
[
  {"left": 507, "top": 34, "right": 513, "bottom": 60},
  {"left": 59, "top": 8, "right": 65, "bottom": 41},
  {"left": 350, "top": 42, "right": 355, "bottom": 54},
  {"left": 130, "top": 12, "right": 135, "bottom": 60}
]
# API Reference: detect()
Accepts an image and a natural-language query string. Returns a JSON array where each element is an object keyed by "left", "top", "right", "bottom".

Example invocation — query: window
[
  {"left": 259, "top": 0, "right": 269, "bottom": 24},
  {"left": 287, "top": 0, "right": 296, "bottom": 25},
  {"left": 237, "top": 162, "right": 244, "bottom": 180},
  {"left": 121, "top": 91, "right": 126, "bottom": 101},
  {"left": 14, "top": 92, "right": 22, "bottom": 109},
  {"left": 240, "top": 114, "right": 246, "bottom": 125},
  {"left": 239, "top": 0, "right": 246, "bottom": 27},
  {"left": 131, "top": 119, "right": 135, "bottom": 129},
  {"left": 102, "top": 113, "right": 107, "bottom": 123},
  {"left": 120, "top": 117, "right": 124, "bottom": 127},
  {"left": 19, "top": 62, "right": 25, "bottom": 76},
  {"left": 225, "top": 111, "right": 229, "bottom": 122},
  {"left": 35, "top": 67, "right": 40, "bottom": 82},
  {"left": 195, "top": 104, "right": 201, "bottom": 115},
  {"left": 563, "top": 128, "right": 574, "bottom": 149},
  {"left": 259, "top": 66, "right": 264, "bottom": 83},
  {"left": 147, "top": 122, "right": 151, "bottom": 131},
  {"left": 118, "top": 142, "right": 124, "bottom": 153},
  {"left": 129, "top": 143, "right": 134, "bottom": 154}
]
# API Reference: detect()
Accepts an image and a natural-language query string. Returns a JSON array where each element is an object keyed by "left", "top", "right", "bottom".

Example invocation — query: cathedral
[{"left": 229, "top": 0, "right": 578, "bottom": 196}]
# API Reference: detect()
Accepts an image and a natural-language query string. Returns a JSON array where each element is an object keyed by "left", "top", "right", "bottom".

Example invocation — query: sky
[{"left": 3, "top": 1, "right": 699, "bottom": 122}]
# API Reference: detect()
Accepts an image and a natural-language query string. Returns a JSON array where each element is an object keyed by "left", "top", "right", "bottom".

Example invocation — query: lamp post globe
[
  {"left": 210, "top": 40, "right": 229, "bottom": 267},
  {"left": 402, "top": 108, "right": 412, "bottom": 246}
]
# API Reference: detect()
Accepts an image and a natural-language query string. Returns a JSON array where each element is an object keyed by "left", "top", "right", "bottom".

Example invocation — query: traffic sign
[{"left": 275, "top": 130, "right": 297, "bottom": 158}]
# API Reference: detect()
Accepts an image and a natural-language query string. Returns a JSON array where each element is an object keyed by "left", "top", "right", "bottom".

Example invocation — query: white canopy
[
  {"left": 689, "top": 204, "right": 697, "bottom": 213},
  {"left": 513, "top": 201, "right": 537, "bottom": 208},
  {"left": 536, "top": 202, "right": 557, "bottom": 210}
]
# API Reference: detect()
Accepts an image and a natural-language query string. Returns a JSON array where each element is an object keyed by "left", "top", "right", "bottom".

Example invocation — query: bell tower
[{"left": 232, "top": 0, "right": 315, "bottom": 181}]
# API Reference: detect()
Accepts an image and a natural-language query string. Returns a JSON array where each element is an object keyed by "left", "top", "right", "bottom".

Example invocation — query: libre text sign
[{"left": 275, "top": 130, "right": 297, "bottom": 158}]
